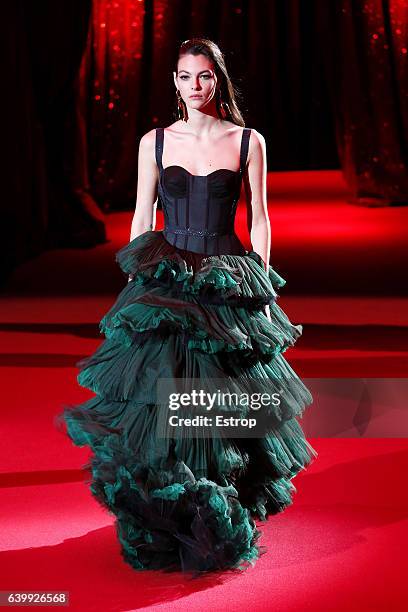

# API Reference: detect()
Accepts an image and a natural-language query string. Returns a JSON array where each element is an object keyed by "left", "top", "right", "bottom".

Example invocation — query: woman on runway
[{"left": 57, "top": 37, "right": 317, "bottom": 575}]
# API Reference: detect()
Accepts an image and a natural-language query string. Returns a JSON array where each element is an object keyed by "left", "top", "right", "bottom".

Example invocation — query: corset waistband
[
  {"left": 167, "top": 227, "right": 228, "bottom": 238},
  {"left": 162, "top": 227, "right": 246, "bottom": 256}
]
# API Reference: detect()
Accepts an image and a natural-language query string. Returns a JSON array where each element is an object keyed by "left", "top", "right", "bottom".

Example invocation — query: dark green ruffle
[
  {"left": 116, "top": 230, "right": 286, "bottom": 302},
  {"left": 91, "top": 451, "right": 265, "bottom": 574},
  {"left": 57, "top": 229, "right": 317, "bottom": 575},
  {"left": 75, "top": 333, "right": 312, "bottom": 427}
]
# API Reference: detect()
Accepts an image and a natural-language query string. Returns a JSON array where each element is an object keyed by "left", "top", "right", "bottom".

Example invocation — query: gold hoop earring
[
  {"left": 216, "top": 89, "right": 230, "bottom": 119},
  {"left": 220, "top": 100, "right": 230, "bottom": 119},
  {"left": 176, "top": 89, "right": 188, "bottom": 122}
]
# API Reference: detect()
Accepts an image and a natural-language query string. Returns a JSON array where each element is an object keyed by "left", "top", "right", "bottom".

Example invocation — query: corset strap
[
  {"left": 155, "top": 128, "right": 164, "bottom": 172},
  {"left": 239, "top": 128, "right": 251, "bottom": 175}
]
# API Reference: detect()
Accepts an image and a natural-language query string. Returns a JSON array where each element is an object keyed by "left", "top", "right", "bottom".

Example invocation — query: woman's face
[{"left": 173, "top": 53, "right": 218, "bottom": 112}]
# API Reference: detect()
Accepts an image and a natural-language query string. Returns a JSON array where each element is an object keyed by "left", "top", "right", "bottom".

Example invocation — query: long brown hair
[{"left": 173, "top": 38, "right": 245, "bottom": 127}]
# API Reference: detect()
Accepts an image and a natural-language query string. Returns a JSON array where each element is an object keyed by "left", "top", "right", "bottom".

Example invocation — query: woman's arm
[
  {"left": 130, "top": 129, "right": 159, "bottom": 241},
  {"left": 243, "top": 129, "right": 272, "bottom": 320},
  {"left": 128, "top": 129, "right": 160, "bottom": 281}
]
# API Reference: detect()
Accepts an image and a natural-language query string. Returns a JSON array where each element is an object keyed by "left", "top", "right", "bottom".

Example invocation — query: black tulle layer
[{"left": 56, "top": 230, "right": 318, "bottom": 575}]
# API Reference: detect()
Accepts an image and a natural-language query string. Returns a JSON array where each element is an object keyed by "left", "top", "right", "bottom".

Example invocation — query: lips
[{"left": 189, "top": 95, "right": 202, "bottom": 98}]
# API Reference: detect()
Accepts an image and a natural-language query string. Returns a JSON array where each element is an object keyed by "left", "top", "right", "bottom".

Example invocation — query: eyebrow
[{"left": 178, "top": 69, "right": 212, "bottom": 75}]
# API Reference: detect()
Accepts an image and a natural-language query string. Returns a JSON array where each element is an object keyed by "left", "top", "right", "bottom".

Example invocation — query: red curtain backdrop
[
  {"left": 3, "top": 0, "right": 408, "bottom": 283},
  {"left": 77, "top": 0, "right": 407, "bottom": 210},
  {"left": 319, "top": 0, "right": 408, "bottom": 205},
  {"left": 76, "top": 0, "right": 340, "bottom": 209}
]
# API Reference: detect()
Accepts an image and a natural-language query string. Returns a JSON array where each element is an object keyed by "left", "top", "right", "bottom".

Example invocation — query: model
[{"left": 57, "top": 37, "right": 318, "bottom": 576}]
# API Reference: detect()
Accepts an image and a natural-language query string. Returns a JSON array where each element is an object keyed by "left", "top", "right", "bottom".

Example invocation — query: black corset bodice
[{"left": 155, "top": 127, "right": 251, "bottom": 255}]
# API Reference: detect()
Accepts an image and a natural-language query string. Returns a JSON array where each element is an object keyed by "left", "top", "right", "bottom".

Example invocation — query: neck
[{"left": 181, "top": 108, "right": 223, "bottom": 136}]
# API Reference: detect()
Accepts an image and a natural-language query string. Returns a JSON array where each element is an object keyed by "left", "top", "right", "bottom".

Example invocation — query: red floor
[{"left": 0, "top": 170, "right": 407, "bottom": 610}]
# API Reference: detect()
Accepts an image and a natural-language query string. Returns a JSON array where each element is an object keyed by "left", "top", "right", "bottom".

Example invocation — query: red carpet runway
[{"left": 0, "top": 170, "right": 407, "bottom": 611}]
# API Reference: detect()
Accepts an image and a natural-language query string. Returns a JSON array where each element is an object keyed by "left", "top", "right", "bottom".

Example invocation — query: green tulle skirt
[{"left": 55, "top": 230, "right": 318, "bottom": 576}]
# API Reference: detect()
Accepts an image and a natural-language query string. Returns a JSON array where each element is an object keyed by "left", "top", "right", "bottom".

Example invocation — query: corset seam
[
  {"left": 204, "top": 178, "right": 209, "bottom": 253},
  {"left": 184, "top": 177, "right": 190, "bottom": 250}
]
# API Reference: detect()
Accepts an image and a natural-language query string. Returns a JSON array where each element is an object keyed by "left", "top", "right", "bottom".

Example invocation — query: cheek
[{"left": 198, "top": 82, "right": 213, "bottom": 96}]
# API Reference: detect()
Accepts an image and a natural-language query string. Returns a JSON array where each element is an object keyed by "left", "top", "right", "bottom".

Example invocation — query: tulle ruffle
[
  {"left": 116, "top": 229, "right": 287, "bottom": 305},
  {"left": 81, "top": 435, "right": 264, "bottom": 574},
  {"left": 56, "top": 229, "right": 317, "bottom": 575}
]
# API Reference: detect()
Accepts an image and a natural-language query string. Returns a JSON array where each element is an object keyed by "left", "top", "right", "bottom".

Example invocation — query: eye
[{"left": 179, "top": 74, "right": 212, "bottom": 80}]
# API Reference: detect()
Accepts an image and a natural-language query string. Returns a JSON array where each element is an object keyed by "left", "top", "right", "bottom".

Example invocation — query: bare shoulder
[
  {"left": 246, "top": 128, "right": 266, "bottom": 161},
  {"left": 137, "top": 128, "right": 158, "bottom": 168},
  {"left": 247, "top": 127, "right": 266, "bottom": 146},
  {"left": 139, "top": 127, "right": 157, "bottom": 148}
]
